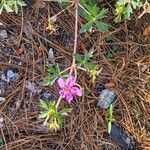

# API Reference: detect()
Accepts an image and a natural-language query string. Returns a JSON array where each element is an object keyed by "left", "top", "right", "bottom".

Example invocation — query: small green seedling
[
  {"left": 0, "top": 0, "right": 26, "bottom": 14},
  {"left": 107, "top": 104, "right": 115, "bottom": 134},
  {"left": 43, "top": 64, "right": 68, "bottom": 86},
  {"left": 76, "top": 50, "right": 101, "bottom": 83},
  {"left": 39, "top": 100, "right": 72, "bottom": 131},
  {"left": 115, "top": 0, "right": 142, "bottom": 22},
  {"left": 79, "top": 1, "right": 109, "bottom": 33}
]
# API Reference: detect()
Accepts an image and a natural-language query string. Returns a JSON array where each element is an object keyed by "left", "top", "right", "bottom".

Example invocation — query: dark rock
[
  {"left": 110, "top": 124, "right": 137, "bottom": 150},
  {"left": 40, "top": 90, "right": 54, "bottom": 101},
  {"left": 96, "top": 83, "right": 105, "bottom": 95},
  {"left": 98, "top": 89, "right": 117, "bottom": 109},
  {"left": 3, "top": 47, "right": 13, "bottom": 55}
]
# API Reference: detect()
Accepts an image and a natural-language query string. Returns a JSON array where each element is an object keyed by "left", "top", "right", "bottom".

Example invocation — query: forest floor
[{"left": 0, "top": 0, "right": 150, "bottom": 150}]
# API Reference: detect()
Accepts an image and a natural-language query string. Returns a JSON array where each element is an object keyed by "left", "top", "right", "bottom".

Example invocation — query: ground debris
[
  {"left": 110, "top": 124, "right": 137, "bottom": 150},
  {"left": 25, "top": 82, "right": 42, "bottom": 96}
]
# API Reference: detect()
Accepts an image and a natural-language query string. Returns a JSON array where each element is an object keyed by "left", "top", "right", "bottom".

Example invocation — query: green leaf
[
  {"left": 14, "top": 2, "right": 18, "bottom": 14},
  {"left": 76, "top": 54, "right": 82, "bottom": 62},
  {"left": 0, "top": 5, "right": 4, "bottom": 14},
  {"left": 43, "top": 75, "right": 58, "bottom": 86},
  {"left": 117, "top": 0, "right": 126, "bottom": 5},
  {"left": 59, "top": 108, "right": 72, "bottom": 115},
  {"left": 96, "top": 8, "right": 108, "bottom": 20},
  {"left": 17, "top": 0, "right": 27, "bottom": 6},
  {"left": 80, "top": 21, "right": 94, "bottom": 33},
  {"left": 108, "top": 122, "right": 112, "bottom": 134},
  {"left": 126, "top": 4, "right": 132, "bottom": 19},
  {"left": 109, "top": 104, "right": 113, "bottom": 116},
  {"left": 95, "top": 21, "right": 108, "bottom": 32},
  {"left": 0, "top": 138, "right": 4, "bottom": 148},
  {"left": 40, "top": 100, "right": 49, "bottom": 110},
  {"left": 39, "top": 111, "right": 50, "bottom": 119},
  {"left": 4, "top": 3, "right": 13, "bottom": 13},
  {"left": 85, "top": 50, "right": 94, "bottom": 61}
]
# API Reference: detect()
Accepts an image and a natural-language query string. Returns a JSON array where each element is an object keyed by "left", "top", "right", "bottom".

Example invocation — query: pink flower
[{"left": 57, "top": 76, "right": 82, "bottom": 103}]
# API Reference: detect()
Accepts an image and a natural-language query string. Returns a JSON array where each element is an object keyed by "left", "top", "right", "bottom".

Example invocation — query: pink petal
[
  {"left": 66, "top": 76, "right": 76, "bottom": 87},
  {"left": 65, "top": 92, "right": 73, "bottom": 103},
  {"left": 57, "top": 78, "right": 65, "bottom": 88},
  {"left": 72, "top": 87, "right": 82, "bottom": 97},
  {"left": 59, "top": 90, "right": 66, "bottom": 98}
]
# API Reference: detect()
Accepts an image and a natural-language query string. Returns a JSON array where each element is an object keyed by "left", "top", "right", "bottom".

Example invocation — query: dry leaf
[
  {"left": 104, "top": 82, "right": 115, "bottom": 88},
  {"left": 17, "top": 47, "right": 25, "bottom": 54},
  {"left": 143, "top": 26, "right": 150, "bottom": 36}
]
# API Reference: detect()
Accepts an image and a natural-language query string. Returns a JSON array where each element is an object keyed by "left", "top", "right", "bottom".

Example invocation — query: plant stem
[
  {"left": 70, "top": 0, "right": 79, "bottom": 76},
  {"left": 55, "top": 0, "right": 79, "bottom": 109},
  {"left": 43, "top": 115, "right": 49, "bottom": 126},
  {"left": 56, "top": 96, "right": 62, "bottom": 108}
]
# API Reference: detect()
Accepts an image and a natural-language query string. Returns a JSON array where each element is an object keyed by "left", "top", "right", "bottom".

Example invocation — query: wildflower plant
[
  {"left": 79, "top": 2, "right": 109, "bottom": 32},
  {"left": 0, "top": 0, "right": 26, "bottom": 14},
  {"left": 107, "top": 104, "right": 115, "bottom": 134},
  {"left": 40, "top": 1, "right": 102, "bottom": 131},
  {"left": 115, "top": 0, "right": 142, "bottom": 22}
]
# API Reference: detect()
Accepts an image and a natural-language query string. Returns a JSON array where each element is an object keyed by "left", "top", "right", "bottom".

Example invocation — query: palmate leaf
[
  {"left": 3, "top": 3, "right": 13, "bottom": 13},
  {"left": 95, "top": 21, "right": 108, "bottom": 32},
  {"left": 40, "top": 100, "right": 49, "bottom": 110},
  {"left": 80, "top": 20, "right": 94, "bottom": 33},
  {"left": 96, "top": 8, "right": 109, "bottom": 20},
  {"left": 43, "top": 75, "right": 58, "bottom": 86},
  {"left": 59, "top": 108, "right": 72, "bottom": 116},
  {"left": 85, "top": 49, "right": 94, "bottom": 61},
  {"left": 39, "top": 111, "right": 50, "bottom": 118}
]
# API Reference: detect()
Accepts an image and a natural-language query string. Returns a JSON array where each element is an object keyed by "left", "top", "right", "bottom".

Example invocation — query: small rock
[
  {"left": 0, "top": 82, "right": 5, "bottom": 95},
  {"left": 6, "top": 69, "right": 18, "bottom": 82},
  {"left": 43, "top": 92, "right": 52, "bottom": 100},
  {"left": 25, "top": 82, "right": 42, "bottom": 96},
  {"left": 0, "top": 97, "right": 5, "bottom": 103},
  {"left": 0, "top": 116, "right": 4, "bottom": 129},
  {"left": 0, "top": 30, "right": 8, "bottom": 39},
  {"left": 98, "top": 89, "right": 117, "bottom": 109},
  {"left": 110, "top": 124, "right": 137, "bottom": 150},
  {"left": 0, "top": 117, "right": 4, "bottom": 123},
  {"left": 0, "top": 123, "right": 4, "bottom": 128},
  {"left": 96, "top": 83, "right": 105, "bottom": 95},
  {"left": 3, "top": 47, "right": 13, "bottom": 55},
  {"left": 1, "top": 74, "right": 8, "bottom": 82},
  {"left": 48, "top": 48, "right": 54, "bottom": 60}
]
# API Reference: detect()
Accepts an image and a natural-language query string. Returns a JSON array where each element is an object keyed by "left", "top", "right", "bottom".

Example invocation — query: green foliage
[
  {"left": 76, "top": 50, "right": 101, "bottom": 83},
  {"left": 0, "top": 138, "right": 4, "bottom": 148},
  {"left": 79, "top": 0, "right": 108, "bottom": 33},
  {"left": 0, "top": 0, "right": 26, "bottom": 14},
  {"left": 115, "top": 0, "right": 142, "bottom": 22},
  {"left": 43, "top": 64, "right": 68, "bottom": 86},
  {"left": 39, "top": 100, "right": 72, "bottom": 131},
  {"left": 107, "top": 104, "right": 115, "bottom": 134}
]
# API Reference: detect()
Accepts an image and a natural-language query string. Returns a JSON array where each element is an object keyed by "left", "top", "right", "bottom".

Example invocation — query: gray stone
[
  {"left": 0, "top": 30, "right": 8, "bottom": 39},
  {"left": 0, "top": 97, "right": 5, "bottom": 103},
  {"left": 98, "top": 89, "right": 117, "bottom": 109},
  {"left": 6, "top": 69, "right": 18, "bottom": 82}
]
